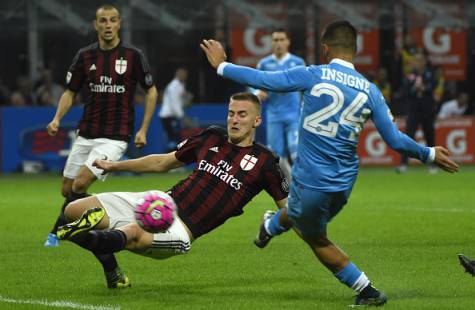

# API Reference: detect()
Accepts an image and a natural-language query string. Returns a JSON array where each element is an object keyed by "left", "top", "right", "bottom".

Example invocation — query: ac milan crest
[
  {"left": 240, "top": 154, "right": 258, "bottom": 171},
  {"left": 115, "top": 58, "right": 127, "bottom": 74}
]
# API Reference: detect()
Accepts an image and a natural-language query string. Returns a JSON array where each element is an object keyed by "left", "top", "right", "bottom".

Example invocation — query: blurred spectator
[
  {"left": 438, "top": 92, "right": 469, "bottom": 119},
  {"left": 10, "top": 92, "right": 27, "bottom": 106},
  {"left": 159, "top": 68, "right": 193, "bottom": 151},
  {"left": 397, "top": 49, "right": 439, "bottom": 174},
  {"left": 433, "top": 67, "right": 445, "bottom": 104},
  {"left": 35, "top": 69, "right": 65, "bottom": 106},
  {"left": 10, "top": 76, "right": 35, "bottom": 105},
  {"left": 373, "top": 67, "right": 392, "bottom": 103},
  {"left": 0, "top": 77, "right": 10, "bottom": 106},
  {"left": 400, "top": 34, "right": 420, "bottom": 76}
]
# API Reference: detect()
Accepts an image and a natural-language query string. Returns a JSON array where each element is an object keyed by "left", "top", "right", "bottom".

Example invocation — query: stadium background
[
  {"left": 1, "top": 1, "right": 475, "bottom": 309},
  {"left": 1, "top": 0, "right": 474, "bottom": 172},
  {"left": 0, "top": 0, "right": 475, "bottom": 172}
]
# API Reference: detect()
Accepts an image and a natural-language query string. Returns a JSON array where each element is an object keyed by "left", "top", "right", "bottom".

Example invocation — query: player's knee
[
  {"left": 72, "top": 177, "right": 92, "bottom": 193},
  {"left": 123, "top": 224, "right": 148, "bottom": 250},
  {"left": 61, "top": 181, "right": 72, "bottom": 198}
]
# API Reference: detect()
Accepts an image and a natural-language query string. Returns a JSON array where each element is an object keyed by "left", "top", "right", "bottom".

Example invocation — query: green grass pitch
[{"left": 0, "top": 167, "right": 474, "bottom": 309}]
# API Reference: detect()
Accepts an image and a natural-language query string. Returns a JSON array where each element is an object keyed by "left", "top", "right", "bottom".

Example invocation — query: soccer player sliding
[
  {"left": 57, "top": 93, "right": 290, "bottom": 289},
  {"left": 201, "top": 20, "right": 459, "bottom": 306}
]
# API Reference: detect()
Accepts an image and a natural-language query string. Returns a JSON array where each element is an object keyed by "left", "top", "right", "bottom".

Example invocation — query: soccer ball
[{"left": 135, "top": 190, "right": 176, "bottom": 233}]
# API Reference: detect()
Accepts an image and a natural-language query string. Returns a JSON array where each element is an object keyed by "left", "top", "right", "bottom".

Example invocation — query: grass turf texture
[{"left": 0, "top": 167, "right": 474, "bottom": 309}]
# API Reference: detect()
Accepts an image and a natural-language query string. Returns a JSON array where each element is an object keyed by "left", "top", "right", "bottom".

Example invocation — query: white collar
[
  {"left": 330, "top": 58, "right": 355, "bottom": 69},
  {"left": 272, "top": 53, "right": 291, "bottom": 66}
]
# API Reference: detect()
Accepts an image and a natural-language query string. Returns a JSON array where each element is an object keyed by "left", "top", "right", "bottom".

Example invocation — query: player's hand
[
  {"left": 200, "top": 39, "right": 227, "bottom": 69},
  {"left": 255, "top": 90, "right": 269, "bottom": 102},
  {"left": 46, "top": 119, "right": 60, "bottom": 136},
  {"left": 92, "top": 159, "right": 113, "bottom": 174},
  {"left": 134, "top": 130, "right": 147, "bottom": 148},
  {"left": 433, "top": 146, "right": 459, "bottom": 173}
]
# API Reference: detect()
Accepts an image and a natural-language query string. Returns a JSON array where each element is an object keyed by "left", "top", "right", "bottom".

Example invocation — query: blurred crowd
[{"left": 0, "top": 33, "right": 472, "bottom": 119}]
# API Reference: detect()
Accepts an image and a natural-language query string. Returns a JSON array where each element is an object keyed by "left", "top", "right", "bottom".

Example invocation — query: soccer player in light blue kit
[
  {"left": 201, "top": 20, "right": 459, "bottom": 306},
  {"left": 254, "top": 29, "right": 305, "bottom": 179}
]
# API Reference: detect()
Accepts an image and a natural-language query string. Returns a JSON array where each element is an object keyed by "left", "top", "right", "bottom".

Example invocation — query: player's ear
[{"left": 253, "top": 115, "right": 262, "bottom": 128}]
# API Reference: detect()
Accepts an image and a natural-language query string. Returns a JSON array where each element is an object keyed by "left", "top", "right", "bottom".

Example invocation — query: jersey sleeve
[
  {"left": 370, "top": 86, "right": 431, "bottom": 163},
  {"left": 134, "top": 49, "right": 155, "bottom": 90},
  {"left": 174, "top": 130, "right": 206, "bottom": 164},
  {"left": 221, "top": 63, "right": 312, "bottom": 92},
  {"left": 66, "top": 50, "right": 85, "bottom": 92},
  {"left": 262, "top": 158, "right": 289, "bottom": 201}
]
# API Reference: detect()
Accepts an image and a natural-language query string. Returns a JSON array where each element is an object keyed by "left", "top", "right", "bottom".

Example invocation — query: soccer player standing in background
[
  {"left": 44, "top": 4, "right": 158, "bottom": 247},
  {"left": 254, "top": 29, "right": 305, "bottom": 180},
  {"left": 201, "top": 20, "right": 459, "bottom": 306}
]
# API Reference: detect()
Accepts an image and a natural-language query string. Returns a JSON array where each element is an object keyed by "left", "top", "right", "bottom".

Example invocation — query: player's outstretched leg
[
  {"left": 458, "top": 254, "right": 475, "bottom": 276},
  {"left": 57, "top": 207, "right": 105, "bottom": 240}
]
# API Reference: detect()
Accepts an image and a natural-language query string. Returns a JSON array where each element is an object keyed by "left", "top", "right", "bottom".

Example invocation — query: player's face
[
  {"left": 227, "top": 99, "right": 261, "bottom": 146},
  {"left": 94, "top": 8, "right": 121, "bottom": 44},
  {"left": 272, "top": 32, "right": 290, "bottom": 57}
]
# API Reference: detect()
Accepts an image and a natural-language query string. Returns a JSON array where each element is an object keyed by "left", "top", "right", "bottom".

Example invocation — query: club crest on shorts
[
  {"left": 115, "top": 58, "right": 127, "bottom": 75},
  {"left": 240, "top": 154, "right": 258, "bottom": 171}
]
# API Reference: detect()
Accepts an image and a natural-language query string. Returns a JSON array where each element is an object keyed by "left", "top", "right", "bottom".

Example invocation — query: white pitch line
[
  {"left": 395, "top": 207, "right": 475, "bottom": 214},
  {"left": 0, "top": 295, "right": 120, "bottom": 310}
]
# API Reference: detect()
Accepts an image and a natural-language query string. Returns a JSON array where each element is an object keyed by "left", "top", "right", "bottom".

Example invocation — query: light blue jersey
[
  {"left": 219, "top": 59, "right": 432, "bottom": 192},
  {"left": 256, "top": 53, "right": 305, "bottom": 122}
]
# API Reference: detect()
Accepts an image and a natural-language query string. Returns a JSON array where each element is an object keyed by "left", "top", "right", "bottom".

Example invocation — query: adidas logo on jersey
[
  {"left": 209, "top": 147, "right": 219, "bottom": 153},
  {"left": 89, "top": 64, "right": 97, "bottom": 71}
]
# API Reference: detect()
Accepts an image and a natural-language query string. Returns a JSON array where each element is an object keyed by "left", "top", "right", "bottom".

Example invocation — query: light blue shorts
[
  {"left": 286, "top": 181, "right": 352, "bottom": 239},
  {"left": 266, "top": 119, "right": 298, "bottom": 160}
]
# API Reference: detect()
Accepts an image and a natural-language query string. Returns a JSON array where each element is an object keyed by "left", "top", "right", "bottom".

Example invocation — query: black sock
[
  {"left": 50, "top": 191, "right": 89, "bottom": 235},
  {"left": 78, "top": 230, "right": 128, "bottom": 254},
  {"left": 69, "top": 233, "right": 120, "bottom": 273},
  {"left": 94, "top": 253, "right": 119, "bottom": 273}
]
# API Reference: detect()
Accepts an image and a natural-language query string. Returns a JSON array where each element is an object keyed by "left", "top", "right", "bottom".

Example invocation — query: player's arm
[
  {"left": 253, "top": 61, "right": 269, "bottom": 102},
  {"left": 46, "top": 89, "right": 76, "bottom": 136},
  {"left": 135, "top": 85, "right": 158, "bottom": 148},
  {"left": 371, "top": 96, "right": 458, "bottom": 173},
  {"left": 201, "top": 39, "right": 310, "bottom": 92},
  {"left": 92, "top": 151, "right": 184, "bottom": 174}
]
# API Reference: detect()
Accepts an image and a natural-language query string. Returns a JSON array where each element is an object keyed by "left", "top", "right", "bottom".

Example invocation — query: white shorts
[
  {"left": 63, "top": 136, "right": 127, "bottom": 181},
  {"left": 96, "top": 191, "right": 191, "bottom": 259}
]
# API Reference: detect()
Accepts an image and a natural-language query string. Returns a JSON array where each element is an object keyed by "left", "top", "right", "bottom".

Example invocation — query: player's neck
[
  {"left": 99, "top": 38, "right": 120, "bottom": 51},
  {"left": 228, "top": 136, "right": 254, "bottom": 147},
  {"left": 273, "top": 52, "right": 288, "bottom": 60},
  {"left": 329, "top": 54, "right": 353, "bottom": 64}
]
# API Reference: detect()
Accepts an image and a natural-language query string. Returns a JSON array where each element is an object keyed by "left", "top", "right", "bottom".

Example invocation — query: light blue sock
[
  {"left": 334, "top": 262, "right": 370, "bottom": 292},
  {"left": 265, "top": 209, "right": 289, "bottom": 236}
]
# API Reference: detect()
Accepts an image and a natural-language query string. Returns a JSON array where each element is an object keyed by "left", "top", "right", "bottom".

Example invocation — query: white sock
[{"left": 351, "top": 272, "right": 370, "bottom": 293}]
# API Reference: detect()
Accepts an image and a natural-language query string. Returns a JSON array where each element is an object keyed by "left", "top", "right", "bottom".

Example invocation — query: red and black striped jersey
[
  {"left": 66, "top": 41, "right": 154, "bottom": 141},
  {"left": 169, "top": 126, "right": 289, "bottom": 238}
]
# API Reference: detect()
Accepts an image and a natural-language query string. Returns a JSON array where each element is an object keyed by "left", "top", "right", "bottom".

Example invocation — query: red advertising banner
[
  {"left": 354, "top": 30, "right": 380, "bottom": 73},
  {"left": 411, "top": 28, "right": 467, "bottom": 80},
  {"left": 357, "top": 117, "right": 475, "bottom": 165},
  {"left": 229, "top": 3, "right": 288, "bottom": 67},
  {"left": 405, "top": 1, "right": 468, "bottom": 80}
]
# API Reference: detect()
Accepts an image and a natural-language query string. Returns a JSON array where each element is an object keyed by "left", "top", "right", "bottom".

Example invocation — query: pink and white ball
[{"left": 135, "top": 191, "right": 176, "bottom": 233}]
